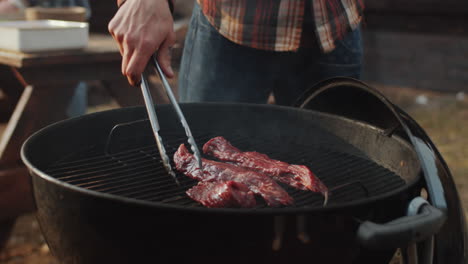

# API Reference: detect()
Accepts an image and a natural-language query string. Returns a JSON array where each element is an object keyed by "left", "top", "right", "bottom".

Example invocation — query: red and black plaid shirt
[
  {"left": 117, "top": 0, "right": 364, "bottom": 53},
  {"left": 197, "top": 0, "right": 364, "bottom": 53}
]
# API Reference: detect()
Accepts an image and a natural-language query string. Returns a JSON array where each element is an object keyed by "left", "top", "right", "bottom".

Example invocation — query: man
[{"left": 109, "top": 0, "right": 364, "bottom": 105}]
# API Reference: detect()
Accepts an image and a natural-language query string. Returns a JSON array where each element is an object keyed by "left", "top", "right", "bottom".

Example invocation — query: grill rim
[{"left": 21, "top": 103, "right": 422, "bottom": 215}]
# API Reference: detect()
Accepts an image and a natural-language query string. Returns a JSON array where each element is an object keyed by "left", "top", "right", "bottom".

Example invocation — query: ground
[{"left": 0, "top": 83, "right": 467, "bottom": 264}]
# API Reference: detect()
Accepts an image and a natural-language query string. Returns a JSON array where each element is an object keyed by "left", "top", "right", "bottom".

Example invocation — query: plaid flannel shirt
[{"left": 197, "top": 0, "right": 364, "bottom": 53}]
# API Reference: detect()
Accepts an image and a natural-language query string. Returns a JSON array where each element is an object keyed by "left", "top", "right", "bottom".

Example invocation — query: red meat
[
  {"left": 174, "top": 144, "right": 293, "bottom": 207},
  {"left": 186, "top": 181, "right": 256, "bottom": 208},
  {"left": 203, "top": 137, "right": 328, "bottom": 203}
]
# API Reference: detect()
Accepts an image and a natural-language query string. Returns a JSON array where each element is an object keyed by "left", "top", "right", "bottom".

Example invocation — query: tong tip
[
  {"left": 197, "top": 159, "right": 203, "bottom": 170},
  {"left": 322, "top": 192, "right": 329, "bottom": 207}
]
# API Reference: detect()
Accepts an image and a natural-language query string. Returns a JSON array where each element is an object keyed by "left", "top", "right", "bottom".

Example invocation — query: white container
[{"left": 0, "top": 20, "right": 88, "bottom": 52}]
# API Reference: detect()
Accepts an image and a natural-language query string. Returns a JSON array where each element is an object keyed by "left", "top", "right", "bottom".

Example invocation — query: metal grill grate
[{"left": 45, "top": 132, "right": 405, "bottom": 209}]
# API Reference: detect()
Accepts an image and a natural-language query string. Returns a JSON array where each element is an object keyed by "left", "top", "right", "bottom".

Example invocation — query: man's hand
[{"left": 108, "top": 0, "right": 176, "bottom": 86}]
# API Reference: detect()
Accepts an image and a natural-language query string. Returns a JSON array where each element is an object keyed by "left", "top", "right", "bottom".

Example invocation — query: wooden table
[{"left": 0, "top": 34, "right": 141, "bottom": 168}]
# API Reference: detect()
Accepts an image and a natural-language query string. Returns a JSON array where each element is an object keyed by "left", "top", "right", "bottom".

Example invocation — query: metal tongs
[{"left": 139, "top": 55, "right": 203, "bottom": 183}]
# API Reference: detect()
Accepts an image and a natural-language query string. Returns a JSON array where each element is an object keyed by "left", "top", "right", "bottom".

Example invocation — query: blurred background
[{"left": 0, "top": 0, "right": 467, "bottom": 263}]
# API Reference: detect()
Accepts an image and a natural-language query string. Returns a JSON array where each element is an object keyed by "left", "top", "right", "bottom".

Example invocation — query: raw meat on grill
[
  {"left": 174, "top": 144, "right": 293, "bottom": 207},
  {"left": 186, "top": 181, "right": 256, "bottom": 208},
  {"left": 203, "top": 137, "right": 328, "bottom": 203}
]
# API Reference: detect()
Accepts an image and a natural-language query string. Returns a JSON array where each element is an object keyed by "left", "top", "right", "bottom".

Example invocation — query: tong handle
[
  {"left": 151, "top": 55, "right": 203, "bottom": 170},
  {"left": 140, "top": 70, "right": 177, "bottom": 182},
  {"left": 140, "top": 72, "right": 160, "bottom": 132}
]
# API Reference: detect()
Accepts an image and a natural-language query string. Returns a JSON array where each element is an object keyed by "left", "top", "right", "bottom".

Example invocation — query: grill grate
[{"left": 45, "top": 132, "right": 405, "bottom": 209}]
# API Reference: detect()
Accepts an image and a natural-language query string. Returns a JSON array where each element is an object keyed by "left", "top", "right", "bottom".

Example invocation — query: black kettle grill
[{"left": 21, "top": 78, "right": 467, "bottom": 264}]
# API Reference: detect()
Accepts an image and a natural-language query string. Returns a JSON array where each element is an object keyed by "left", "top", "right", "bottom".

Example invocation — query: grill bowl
[{"left": 22, "top": 103, "right": 421, "bottom": 263}]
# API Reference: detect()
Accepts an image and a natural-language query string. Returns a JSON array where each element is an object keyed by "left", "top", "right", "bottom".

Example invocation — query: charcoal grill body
[{"left": 21, "top": 78, "right": 465, "bottom": 264}]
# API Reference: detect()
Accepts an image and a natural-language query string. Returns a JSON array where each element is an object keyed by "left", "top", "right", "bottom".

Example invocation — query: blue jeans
[{"left": 179, "top": 4, "right": 363, "bottom": 106}]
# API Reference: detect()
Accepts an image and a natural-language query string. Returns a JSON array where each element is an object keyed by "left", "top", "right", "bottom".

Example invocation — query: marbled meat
[
  {"left": 203, "top": 137, "right": 328, "bottom": 199},
  {"left": 174, "top": 144, "right": 293, "bottom": 207},
  {"left": 186, "top": 181, "right": 256, "bottom": 208}
]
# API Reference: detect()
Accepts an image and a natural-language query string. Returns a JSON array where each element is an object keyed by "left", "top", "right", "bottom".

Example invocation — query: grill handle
[
  {"left": 294, "top": 77, "right": 448, "bottom": 210},
  {"left": 357, "top": 198, "right": 446, "bottom": 250},
  {"left": 295, "top": 77, "right": 453, "bottom": 251}
]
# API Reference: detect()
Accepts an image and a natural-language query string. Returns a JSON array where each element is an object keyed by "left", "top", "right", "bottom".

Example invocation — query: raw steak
[
  {"left": 186, "top": 181, "right": 256, "bottom": 208},
  {"left": 203, "top": 137, "right": 328, "bottom": 201},
  {"left": 174, "top": 144, "right": 293, "bottom": 207}
]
